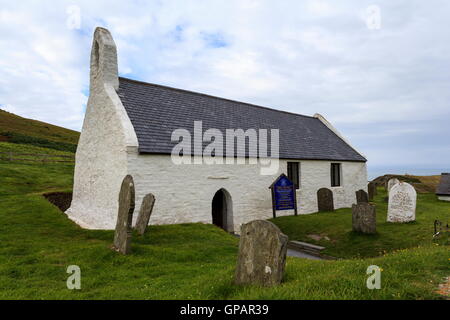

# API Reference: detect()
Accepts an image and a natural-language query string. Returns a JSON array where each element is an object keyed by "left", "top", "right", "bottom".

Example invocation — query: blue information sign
[{"left": 270, "top": 174, "right": 297, "bottom": 218}]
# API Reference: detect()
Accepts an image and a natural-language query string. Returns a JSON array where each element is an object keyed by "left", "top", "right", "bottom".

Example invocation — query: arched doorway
[{"left": 211, "top": 189, "right": 233, "bottom": 232}]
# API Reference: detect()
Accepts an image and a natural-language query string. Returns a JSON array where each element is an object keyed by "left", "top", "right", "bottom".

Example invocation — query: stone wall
[
  {"left": 67, "top": 27, "right": 368, "bottom": 231},
  {"left": 127, "top": 153, "right": 368, "bottom": 233},
  {"left": 66, "top": 28, "right": 139, "bottom": 229}
]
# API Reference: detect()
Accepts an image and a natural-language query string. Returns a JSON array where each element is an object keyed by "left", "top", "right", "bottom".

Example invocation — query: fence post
[{"left": 9, "top": 152, "right": 12, "bottom": 161}]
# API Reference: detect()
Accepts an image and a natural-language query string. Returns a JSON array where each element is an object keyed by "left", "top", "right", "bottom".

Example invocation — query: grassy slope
[
  {"left": 0, "top": 109, "right": 79, "bottom": 145},
  {"left": 411, "top": 175, "right": 442, "bottom": 193},
  {"left": 0, "top": 142, "right": 75, "bottom": 162},
  {"left": 0, "top": 160, "right": 448, "bottom": 299},
  {"left": 373, "top": 174, "right": 441, "bottom": 193},
  {"left": 271, "top": 187, "right": 450, "bottom": 259}
]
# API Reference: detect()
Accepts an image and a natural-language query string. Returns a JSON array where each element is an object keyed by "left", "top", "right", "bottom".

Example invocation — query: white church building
[{"left": 66, "top": 28, "right": 368, "bottom": 232}]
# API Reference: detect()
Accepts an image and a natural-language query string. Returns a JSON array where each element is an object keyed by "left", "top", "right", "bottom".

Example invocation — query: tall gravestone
[
  {"left": 317, "top": 188, "right": 334, "bottom": 212},
  {"left": 352, "top": 203, "right": 376, "bottom": 234},
  {"left": 368, "top": 182, "right": 377, "bottom": 200},
  {"left": 356, "top": 189, "right": 369, "bottom": 204},
  {"left": 134, "top": 193, "right": 155, "bottom": 235},
  {"left": 387, "top": 178, "right": 400, "bottom": 194},
  {"left": 235, "top": 220, "right": 288, "bottom": 287},
  {"left": 387, "top": 182, "right": 416, "bottom": 223},
  {"left": 113, "top": 175, "right": 135, "bottom": 254}
]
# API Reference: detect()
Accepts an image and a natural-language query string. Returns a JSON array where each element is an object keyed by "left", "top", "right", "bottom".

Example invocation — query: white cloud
[{"left": 0, "top": 0, "right": 449, "bottom": 170}]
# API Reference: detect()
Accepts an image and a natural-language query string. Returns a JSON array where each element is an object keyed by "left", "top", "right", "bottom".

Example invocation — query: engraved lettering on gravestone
[{"left": 387, "top": 182, "right": 416, "bottom": 223}]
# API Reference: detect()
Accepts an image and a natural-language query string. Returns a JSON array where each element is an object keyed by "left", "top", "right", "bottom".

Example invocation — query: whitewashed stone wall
[
  {"left": 66, "top": 28, "right": 139, "bottom": 229},
  {"left": 128, "top": 154, "right": 368, "bottom": 233},
  {"left": 67, "top": 27, "right": 368, "bottom": 231}
]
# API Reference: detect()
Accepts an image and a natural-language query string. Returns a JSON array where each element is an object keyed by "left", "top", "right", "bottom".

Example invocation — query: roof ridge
[{"left": 118, "top": 76, "right": 316, "bottom": 120}]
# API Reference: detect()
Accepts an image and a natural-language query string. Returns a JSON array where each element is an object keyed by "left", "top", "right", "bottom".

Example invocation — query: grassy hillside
[
  {"left": 0, "top": 109, "right": 79, "bottom": 153},
  {"left": 0, "top": 160, "right": 448, "bottom": 299},
  {"left": 0, "top": 112, "right": 447, "bottom": 299},
  {"left": 372, "top": 174, "right": 441, "bottom": 193}
]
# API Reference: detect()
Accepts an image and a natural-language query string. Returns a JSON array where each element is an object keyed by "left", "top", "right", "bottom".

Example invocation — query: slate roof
[
  {"left": 436, "top": 173, "right": 450, "bottom": 196},
  {"left": 118, "top": 77, "right": 366, "bottom": 162}
]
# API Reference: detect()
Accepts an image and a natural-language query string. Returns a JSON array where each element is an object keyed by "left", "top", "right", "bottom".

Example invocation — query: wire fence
[{"left": 0, "top": 152, "right": 75, "bottom": 164}]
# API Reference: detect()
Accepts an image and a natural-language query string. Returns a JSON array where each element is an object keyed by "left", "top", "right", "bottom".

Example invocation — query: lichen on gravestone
[
  {"left": 352, "top": 203, "right": 376, "bottom": 234},
  {"left": 317, "top": 188, "right": 334, "bottom": 212},
  {"left": 113, "top": 175, "right": 135, "bottom": 254},
  {"left": 387, "top": 178, "right": 400, "bottom": 194},
  {"left": 134, "top": 193, "right": 155, "bottom": 235},
  {"left": 356, "top": 189, "right": 369, "bottom": 204},
  {"left": 368, "top": 182, "right": 377, "bottom": 200},
  {"left": 234, "top": 220, "right": 288, "bottom": 287}
]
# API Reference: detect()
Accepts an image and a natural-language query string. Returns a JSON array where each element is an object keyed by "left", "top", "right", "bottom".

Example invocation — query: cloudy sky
[{"left": 1, "top": 0, "right": 449, "bottom": 175}]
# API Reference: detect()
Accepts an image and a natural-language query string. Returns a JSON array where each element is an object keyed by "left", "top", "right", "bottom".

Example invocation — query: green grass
[
  {"left": 2, "top": 132, "right": 77, "bottom": 153},
  {"left": 0, "top": 142, "right": 75, "bottom": 157},
  {"left": 0, "top": 160, "right": 74, "bottom": 196},
  {"left": 271, "top": 188, "right": 450, "bottom": 259},
  {"left": 0, "top": 160, "right": 448, "bottom": 299}
]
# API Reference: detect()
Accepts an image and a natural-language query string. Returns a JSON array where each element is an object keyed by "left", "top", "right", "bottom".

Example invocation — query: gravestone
[
  {"left": 356, "top": 189, "right": 369, "bottom": 204},
  {"left": 134, "top": 193, "right": 155, "bottom": 235},
  {"left": 387, "top": 178, "right": 400, "bottom": 193},
  {"left": 368, "top": 182, "right": 377, "bottom": 200},
  {"left": 352, "top": 203, "right": 376, "bottom": 234},
  {"left": 113, "top": 175, "right": 135, "bottom": 254},
  {"left": 317, "top": 188, "right": 334, "bottom": 212},
  {"left": 387, "top": 182, "right": 417, "bottom": 223},
  {"left": 235, "top": 220, "right": 288, "bottom": 287}
]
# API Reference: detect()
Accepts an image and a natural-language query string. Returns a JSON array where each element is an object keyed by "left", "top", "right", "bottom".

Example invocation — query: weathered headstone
[
  {"left": 235, "top": 220, "right": 288, "bottom": 287},
  {"left": 387, "top": 182, "right": 416, "bottom": 223},
  {"left": 113, "top": 175, "right": 135, "bottom": 254},
  {"left": 317, "top": 188, "right": 334, "bottom": 212},
  {"left": 134, "top": 193, "right": 155, "bottom": 235},
  {"left": 352, "top": 203, "right": 376, "bottom": 234},
  {"left": 356, "top": 189, "right": 369, "bottom": 204},
  {"left": 368, "top": 182, "right": 377, "bottom": 200},
  {"left": 387, "top": 178, "right": 400, "bottom": 193}
]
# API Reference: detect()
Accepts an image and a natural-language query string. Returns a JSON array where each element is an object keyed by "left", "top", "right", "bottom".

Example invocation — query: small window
[
  {"left": 287, "top": 162, "right": 300, "bottom": 189},
  {"left": 331, "top": 163, "right": 341, "bottom": 187}
]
